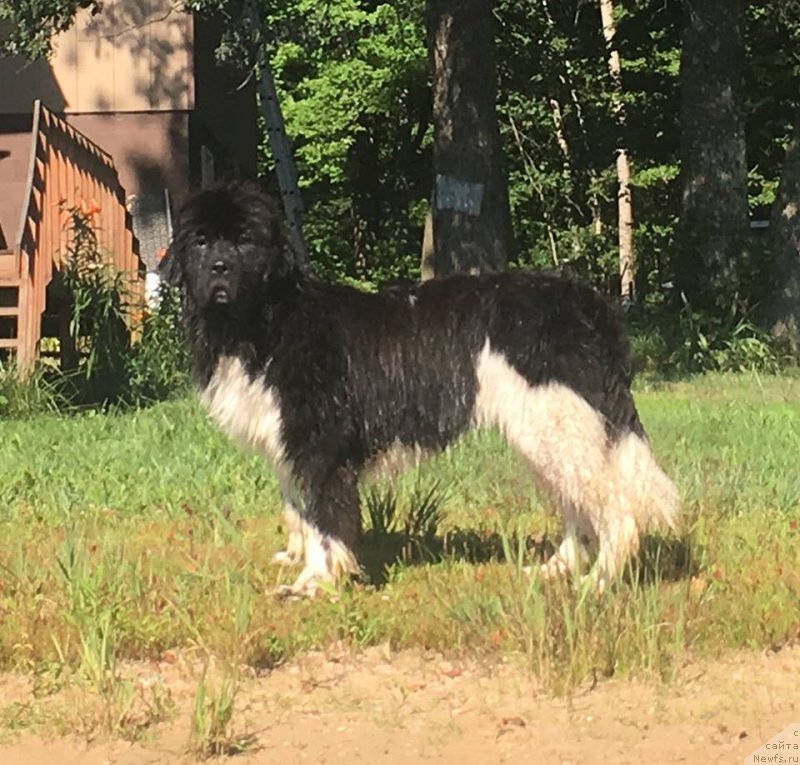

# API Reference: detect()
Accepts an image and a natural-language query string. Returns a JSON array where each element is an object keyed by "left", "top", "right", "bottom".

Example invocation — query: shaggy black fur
[{"left": 162, "top": 183, "right": 649, "bottom": 587}]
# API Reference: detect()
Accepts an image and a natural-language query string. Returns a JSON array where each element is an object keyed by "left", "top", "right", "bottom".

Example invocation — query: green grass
[{"left": 0, "top": 372, "right": 799, "bottom": 722}]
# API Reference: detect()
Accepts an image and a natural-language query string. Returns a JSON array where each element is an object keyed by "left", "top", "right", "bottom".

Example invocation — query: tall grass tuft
[
  {"left": 187, "top": 571, "right": 258, "bottom": 758},
  {"left": 0, "top": 361, "right": 65, "bottom": 418}
]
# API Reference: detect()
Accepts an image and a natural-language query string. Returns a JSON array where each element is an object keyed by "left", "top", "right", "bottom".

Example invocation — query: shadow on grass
[
  {"left": 633, "top": 533, "right": 700, "bottom": 585},
  {"left": 357, "top": 526, "right": 699, "bottom": 589}
]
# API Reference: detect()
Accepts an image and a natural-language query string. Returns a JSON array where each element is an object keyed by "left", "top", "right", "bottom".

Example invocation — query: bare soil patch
[{"left": 1, "top": 644, "right": 798, "bottom": 764}]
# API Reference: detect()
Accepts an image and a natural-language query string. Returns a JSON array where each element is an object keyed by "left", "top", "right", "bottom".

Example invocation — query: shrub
[
  {"left": 671, "top": 295, "right": 792, "bottom": 374},
  {"left": 123, "top": 283, "right": 189, "bottom": 405},
  {"left": 53, "top": 202, "right": 133, "bottom": 405},
  {"left": 1, "top": 203, "right": 190, "bottom": 415}
]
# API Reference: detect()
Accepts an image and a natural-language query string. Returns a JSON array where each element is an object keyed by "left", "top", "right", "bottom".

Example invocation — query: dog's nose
[{"left": 211, "top": 260, "right": 229, "bottom": 276}]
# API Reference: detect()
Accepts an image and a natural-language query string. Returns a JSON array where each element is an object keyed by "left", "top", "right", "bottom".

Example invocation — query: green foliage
[
  {"left": 0, "top": 208, "right": 188, "bottom": 416},
  {"left": 0, "top": 0, "right": 100, "bottom": 59},
  {"left": 258, "top": 0, "right": 800, "bottom": 310},
  {"left": 0, "top": 362, "right": 65, "bottom": 418},
  {"left": 1, "top": 376, "right": 800, "bottom": 703},
  {"left": 264, "top": 0, "right": 429, "bottom": 284},
  {"left": 672, "top": 297, "right": 793, "bottom": 374},
  {"left": 53, "top": 204, "right": 133, "bottom": 405},
  {"left": 6, "top": 0, "right": 800, "bottom": 338},
  {"left": 123, "top": 284, "right": 189, "bottom": 406}
]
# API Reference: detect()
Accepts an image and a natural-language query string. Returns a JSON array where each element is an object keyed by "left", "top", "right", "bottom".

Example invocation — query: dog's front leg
[
  {"left": 277, "top": 464, "right": 361, "bottom": 598},
  {"left": 272, "top": 480, "right": 306, "bottom": 567}
]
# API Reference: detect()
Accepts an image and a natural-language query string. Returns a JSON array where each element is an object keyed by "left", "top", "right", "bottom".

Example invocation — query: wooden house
[{"left": 0, "top": 0, "right": 258, "bottom": 369}]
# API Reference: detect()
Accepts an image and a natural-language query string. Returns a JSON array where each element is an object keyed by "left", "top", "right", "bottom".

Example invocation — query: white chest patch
[{"left": 200, "top": 355, "right": 288, "bottom": 468}]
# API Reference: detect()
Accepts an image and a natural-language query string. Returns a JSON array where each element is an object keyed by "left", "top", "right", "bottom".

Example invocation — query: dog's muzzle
[
  {"left": 211, "top": 284, "right": 231, "bottom": 304},
  {"left": 208, "top": 260, "right": 235, "bottom": 305}
]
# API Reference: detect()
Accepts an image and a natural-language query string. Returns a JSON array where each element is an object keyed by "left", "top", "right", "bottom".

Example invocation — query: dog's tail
[{"left": 608, "top": 429, "right": 679, "bottom": 533}]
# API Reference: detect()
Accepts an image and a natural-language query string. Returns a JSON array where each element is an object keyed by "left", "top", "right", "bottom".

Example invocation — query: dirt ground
[{"left": 0, "top": 644, "right": 798, "bottom": 765}]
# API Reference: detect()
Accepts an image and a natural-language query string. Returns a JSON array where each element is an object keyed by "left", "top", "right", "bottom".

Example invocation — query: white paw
[
  {"left": 274, "top": 568, "right": 334, "bottom": 600},
  {"left": 274, "top": 583, "right": 315, "bottom": 601},
  {"left": 539, "top": 556, "right": 571, "bottom": 580},
  {"left": 272, "top": 550, "right": 301, "bottom": 567}
]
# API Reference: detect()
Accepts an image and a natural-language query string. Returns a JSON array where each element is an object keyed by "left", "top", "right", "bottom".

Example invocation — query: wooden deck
[{"left": 0, "top": 101, "right": 144, "bottom": 372}]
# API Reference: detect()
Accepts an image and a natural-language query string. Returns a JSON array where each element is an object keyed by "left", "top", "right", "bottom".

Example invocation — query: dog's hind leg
[
  {"left": 475, "top": 344, "right": 678, "bottom": 590},
  {"left": 586, "top": 431, "right": 679, "bottom": 592},
  {"left": 278, "top": 465, "right": 361, "bottom": 598},
  {"left": 540, "top": 505, "right": 595, "bottom": 579},
  {"left": 587, "top": 514, "right": 639, "bottom": 593},
  {"left": 474, "top": 345, "right": 611, "bottom": 580}
]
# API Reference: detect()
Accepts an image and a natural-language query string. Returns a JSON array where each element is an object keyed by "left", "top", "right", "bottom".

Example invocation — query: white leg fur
[
  {"left": 475, "top": 340, "right": 678, "bottom": 589},
  {"left": 278, "top": 525, "right": 360, "bottom": 598},
  {"left": 540, "top": 519, "right": 593, "bottom": 579},
  {"left": 272, "top": 502, "right": 306, "bottom": 567},
  {"left": 271, "top": 485, "right": 360, "bottom": 597},
  {"left": 588, "top": 514, "right": 639, "bottom": 593},
  {"left": 201, "top": 357, "right": 361, "bottom": 588}
]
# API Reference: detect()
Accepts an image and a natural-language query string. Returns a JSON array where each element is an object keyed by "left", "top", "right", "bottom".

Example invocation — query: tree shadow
[{"left": 82, "top": 0, "right": 191, "bottom": 111}]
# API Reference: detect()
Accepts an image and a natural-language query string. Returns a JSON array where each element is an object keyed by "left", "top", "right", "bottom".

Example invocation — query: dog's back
[{"left": 292, "top": 271, "right": 642, "bottom": 454}]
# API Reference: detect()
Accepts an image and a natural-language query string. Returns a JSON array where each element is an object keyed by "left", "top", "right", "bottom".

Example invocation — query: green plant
[
  {"left": 123, "top": 283, "right": 189, "bottom": 405},
  {"left": 404, "top": 480, "right": 447, "bottom": 541},
  {"left": 0, "top": 361, "right": 65, "bottom": 418},
  {"left": 362, "top": 479, "right": 447, "bottom": 568},
  {"left": 0, "top": 373, "right": 799, "bottom": 723},
  {"left": 54, "top": 202, "right": 133, "bottom": 405},
  {"left": 187, "top": 573, "right": 257, "bottom": 758},
  {"left": 189, "top": 670, "right": 256, "bottom": 759},
  {"left": 37, "top": 205, "right": 190, "bottom": 410},
  {"left": 672, "top": 295, "right": 790, "bottom": 374},
  {"left": 364, "top": 485, "right": 401, "bottom": 537},
  {"left": 51, "top": 534, "right": 174, "bottom": 739}
]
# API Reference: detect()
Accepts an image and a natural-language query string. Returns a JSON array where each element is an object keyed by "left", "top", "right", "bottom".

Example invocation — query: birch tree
[{"left": 599, "top": 0, "right": 634, "bottom": 301}]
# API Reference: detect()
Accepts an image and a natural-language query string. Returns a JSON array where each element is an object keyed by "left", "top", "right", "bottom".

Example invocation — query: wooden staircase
[
  {"left": 0, "top": 249, "right": 26, "bottom": 364},
  {"left": 0, "top": 101, "right": 144, "bottom": 373}
]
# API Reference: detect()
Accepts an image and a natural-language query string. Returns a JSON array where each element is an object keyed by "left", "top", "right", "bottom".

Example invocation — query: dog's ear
[{"left": 158, "top": 243, "right": 182, "bottom": 288}]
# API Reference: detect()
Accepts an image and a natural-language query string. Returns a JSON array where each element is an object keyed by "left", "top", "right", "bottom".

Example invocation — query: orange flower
[{"left": 79, "top": 198, "right": 102, "bottom": 219}]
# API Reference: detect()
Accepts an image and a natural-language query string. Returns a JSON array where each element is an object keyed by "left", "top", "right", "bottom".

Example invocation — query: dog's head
[{"left": 161, "top": 184, "right": 288, "bottom": 314}]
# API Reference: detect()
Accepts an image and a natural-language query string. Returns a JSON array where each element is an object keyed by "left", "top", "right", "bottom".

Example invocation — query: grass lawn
[{"left": 1, "top": 372, "right": 799, "bottom": 741}]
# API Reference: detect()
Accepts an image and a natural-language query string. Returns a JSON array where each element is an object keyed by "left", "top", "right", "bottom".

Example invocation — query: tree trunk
[
  {"left": 599, "top": 0, "right": 634, "bottom": 302},
  {"left": 676, "top": 0, "right": 748, "bottom": 311},
  {"left": 420, "top": 208, "right": 435, "bottom": 281},
  {"left": 764, "top": 113, "right": 800, "bottom": 342},
  {"left": 426, "top": 0, "right": 512, "bottom": 276}
]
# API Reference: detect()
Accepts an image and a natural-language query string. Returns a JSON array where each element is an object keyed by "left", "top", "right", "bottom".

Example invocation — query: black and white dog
[{"left": 161, "top": 183, "right": 679, "bottom": 596}]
